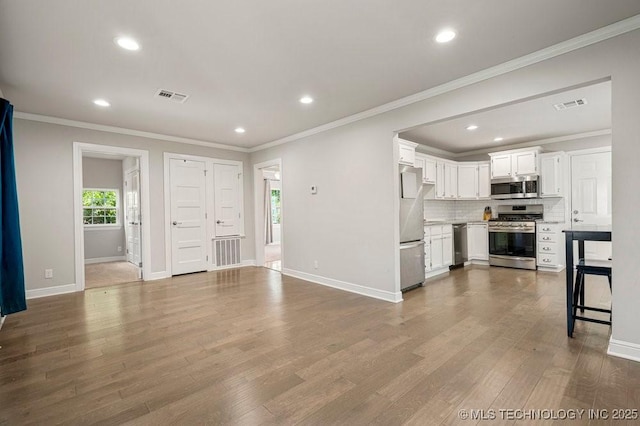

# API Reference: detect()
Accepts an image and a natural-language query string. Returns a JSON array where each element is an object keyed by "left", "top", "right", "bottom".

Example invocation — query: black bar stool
[{"left": 572, "top": 258, "right": 612, "bottom": 331}]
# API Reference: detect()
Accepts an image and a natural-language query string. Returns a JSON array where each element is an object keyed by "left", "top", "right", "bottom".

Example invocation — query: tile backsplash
[{"left": 425, "top": 197, "right": 566, "bottom": 223}]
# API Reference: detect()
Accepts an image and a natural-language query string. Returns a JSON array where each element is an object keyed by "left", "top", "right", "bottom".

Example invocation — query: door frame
[
  {"left": 163, "top": 152, "right": 244, "bottom": 276},
  {"left": 123, "top": 163, "right": 142, "bottom": 274},
  {"left": 73, "top": 142, "right": 152, "bottom": 292},
  {"left": 253, "top": 158, "right": 283, "bottom": 269}
]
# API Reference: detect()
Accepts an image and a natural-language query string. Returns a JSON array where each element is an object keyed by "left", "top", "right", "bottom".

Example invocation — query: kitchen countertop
[
  {"left": 536, "top": 220, "right": 565, "bottom": 224},
  {"left": 424, "top": 220, "right": 489, "bottom": 225}
]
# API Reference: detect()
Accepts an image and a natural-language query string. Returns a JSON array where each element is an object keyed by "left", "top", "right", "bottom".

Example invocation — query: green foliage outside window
[
  {"left": 271, "top": 189, "right": 281, "bottom": 224},
  {"left": 83, "top": 190, "right": 118, "bottom": 225}
]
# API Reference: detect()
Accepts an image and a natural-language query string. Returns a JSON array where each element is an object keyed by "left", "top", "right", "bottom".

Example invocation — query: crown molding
[
  {"left": 449, "top": 129, "right": 612, "bottom": 158},
  {"left": 13, "top": 112, "right": 250, "bottom": 153},
  {"left": 250, "top": 14, "right": 640, "bottom": 153}
]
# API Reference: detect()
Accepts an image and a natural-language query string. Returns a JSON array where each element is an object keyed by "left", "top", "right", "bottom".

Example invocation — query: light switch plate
[{"left": 311, "top": 185, "right": 317, "bottom": 194}]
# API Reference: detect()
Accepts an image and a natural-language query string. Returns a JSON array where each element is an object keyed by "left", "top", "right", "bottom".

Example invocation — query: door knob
[
  {"left": 216, "top": 220, "right": 224, "bottom": 224},
  {"left": 573, "top": 218, "right": 584, "bottom": 222},
  {"left": 172, "top": 221, "right": 178, "bottom": 225},
  {"left": 573, "top": 210, "right": 579, "bottom": 214}
]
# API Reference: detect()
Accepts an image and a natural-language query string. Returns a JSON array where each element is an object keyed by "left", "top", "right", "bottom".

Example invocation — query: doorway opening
[
  {"left": 73, "top": 143, "right": 152, "bottom": 292},
  {"left": 254, "top": 159, "right": 283, "bottom": 272}
]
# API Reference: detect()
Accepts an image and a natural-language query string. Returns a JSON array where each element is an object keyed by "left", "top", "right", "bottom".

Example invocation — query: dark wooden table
[{"left": 563, "top": 225, "right": 612, "bottom": 337}]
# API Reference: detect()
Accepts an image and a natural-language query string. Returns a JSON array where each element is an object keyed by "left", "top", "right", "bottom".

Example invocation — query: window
[
  {"left": 83, "top": 189, "right": 120, "bottom": 226},
  {"left": 271, "top": 189, "right": 281, "bottom": 224}
]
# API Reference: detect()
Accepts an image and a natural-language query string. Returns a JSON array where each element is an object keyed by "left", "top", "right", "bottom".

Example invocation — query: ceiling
[
  {"left": 401, "top": 81, "right": 611, "bottom": 154},
  {"left": 0, "top": 2, "right": 638, "bottom": 149}
]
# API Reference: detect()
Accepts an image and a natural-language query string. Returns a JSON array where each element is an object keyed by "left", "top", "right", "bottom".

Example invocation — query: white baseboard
[
  {"left": 145, "top": 271, "right": 170, "bottom": 281},
  {"left": 241, "top": 259, "right": 256, "bottom": 267},
  {"left": 425, "top": 267, "right": 450, "bottom": 280},
  {"left": 26, "top": 283, "right": 77, "bottom": 300},
  {"left": 537, "top": 265, "right": 566, "bottom": 273},
  {"left": 468, "top": 259, "right": 490, "bottom": 266},
  {"left": 0, "top": 315, "right": 6, "bottom": 332},
  {"left": 282, "top": 268, "right": 403, "bottom": 303},
  {"left": 84, "top": 256, "right": 126, "bottom": 265},
  {"left": 608, "top": 337, "right": 640, "bottom": 363}
]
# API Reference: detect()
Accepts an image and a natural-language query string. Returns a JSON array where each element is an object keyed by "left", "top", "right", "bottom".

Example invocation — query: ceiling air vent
[
  {"left": 553, "top": 98, "right": 587, "bottom": 111},
  {"left": 155, "top": 89, "right": 189, "bottom": 104}
]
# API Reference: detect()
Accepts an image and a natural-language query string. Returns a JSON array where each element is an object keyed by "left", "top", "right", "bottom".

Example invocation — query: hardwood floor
[
  {"left": 1, "top": 266, "right": 638, "bottom": 425},
  {"left": 85, "top": 261, "right": 141, "bottom": 289}
]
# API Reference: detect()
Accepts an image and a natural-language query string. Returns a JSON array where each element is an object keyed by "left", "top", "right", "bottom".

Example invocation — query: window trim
[{"left": 82, "top": 188, "right": 121, "bottom": 229}]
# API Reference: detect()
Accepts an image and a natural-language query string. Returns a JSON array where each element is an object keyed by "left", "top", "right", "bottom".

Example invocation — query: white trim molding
[
  {"left": 15, "top": 112, "right": 249, "bottom": 153},
  {"left": 608, "top": 337, "right": 640, "bottom": 363},
  {"left": 84, "top": 256, "right": 127, "bottom": 265},
  {"left": 250, "top": 15, "right": 640, "bottom": 152},
  {"left": 253, "top": 159, "right": 283, "bottom": 270},
  {"left": 26, "top": 284, "right": 77, "bottom": 300},
  {"left": 146, "top": 271, "right": 171, "bottom": 281},
  {"left": 282, "top": 268, "right": 403, "bottom": 303},
  {"left": 73, "top": 142, "right": 152, "bottom": 292},
  {"left": 13, "top": 16, "right": 639, "bottom": 156}
]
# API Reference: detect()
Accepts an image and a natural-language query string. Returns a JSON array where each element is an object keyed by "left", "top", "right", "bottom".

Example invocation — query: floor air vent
[{"left": 214, "top": 237, "right": 241, "bottom": 267}]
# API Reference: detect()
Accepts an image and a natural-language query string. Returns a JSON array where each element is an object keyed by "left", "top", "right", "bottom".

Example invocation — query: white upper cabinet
[
  {"left": 457, "top": 161, "right": 490, "bottom": 200},
  {"left": 478, "top": 162, "right": 491, "bottom": 199},
  {"left": 397, "top": 137, "right": 417, "bottom": 165},
  {"left": 512, "top": 151, "right": 538, "bottom": 176},
  {"left": 414, "top": 153, "right": 437, "bottom": 184},
  {"left": 489, "top": 147, "right": 541, "bottom": 179},
  {"left": 490, "top": 154, "right": 512, "bottom": 179},
  {"left": 540, "top": 152, "right": 565, "bottom": 198},
  {"left": 444, "top": 163, "right": 458, "bottom": 199},
  {"left": 423, "top": 156, "right": 437, "bottom": 184},
  {"left": 435, "top": 161, "right": 446, "bottom": 199},
  {"left": 457, "top": 163, "right": 478, "bottom": 199}
]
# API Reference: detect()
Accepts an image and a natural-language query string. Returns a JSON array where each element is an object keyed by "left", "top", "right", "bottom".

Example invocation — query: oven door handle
[
  {"left": 488, "top": 229, "right": 535, "bottom": 233},
  {"left": 489, "top": 254, "right": 536, "bottom": 261}
]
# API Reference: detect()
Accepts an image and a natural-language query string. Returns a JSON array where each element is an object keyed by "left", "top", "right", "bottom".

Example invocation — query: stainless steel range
[{"left": 488, "top": 205, "right": 543, "bottom": 270}]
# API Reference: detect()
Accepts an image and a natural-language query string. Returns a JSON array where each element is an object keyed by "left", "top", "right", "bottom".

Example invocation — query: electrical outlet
[
  {"left": 313, "top": 260, "right": 319, "bottom": 269},
  {"left": 44, "top": 269, "right": 53, "bottom": 279},
  {"left": 117, "top": 246, "right": 122, "bottom": 252}
]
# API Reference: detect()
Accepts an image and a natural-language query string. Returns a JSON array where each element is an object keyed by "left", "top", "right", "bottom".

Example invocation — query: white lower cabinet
[
  {"left": 536, "top": 223, "right": 565, "bottom": 270},
  {"left": 467, "top": 223, "right": 489, "bottom": 261},
  {"left": 424, "top": 224, "right": 453, "bottom": 276}
]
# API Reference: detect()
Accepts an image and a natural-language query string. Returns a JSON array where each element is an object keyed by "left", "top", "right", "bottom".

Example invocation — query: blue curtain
[{"left": 0, "top": 98, "right": 26, "bottom": 315}]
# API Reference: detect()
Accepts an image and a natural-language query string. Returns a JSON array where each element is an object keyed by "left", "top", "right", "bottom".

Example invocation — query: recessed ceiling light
[
  {"left": 235, "top": 127, "right": 246, "bottom": 134},
  {"left": 115, "top": 36, "right": 140, "bottom": 51},
  {"left": 435, "top": 29, "right": 456, "bottom": 43},
  {"left": 299, "top": 96, "right": 314, "bottom": 104},
  {"left": 466, "top": 125, "right": 478, "bottom": 131},
  {"left": 93, "top": 99, "right": 111, "bottom": 107},
  {"left": 493, "top": 137, "right": 504, "bottom": 142}
]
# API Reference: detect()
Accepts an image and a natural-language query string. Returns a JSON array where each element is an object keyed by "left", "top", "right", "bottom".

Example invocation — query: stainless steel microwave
[{"left": 490, "top": 176, "right": 539, "bottom": 199}]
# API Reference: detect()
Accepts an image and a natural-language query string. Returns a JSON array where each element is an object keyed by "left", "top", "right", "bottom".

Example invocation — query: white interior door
[
  {"left": 213, "top": 163, "right": 240, "bottom": 236},
  {"left": 571, "top": 151, "right": 612, "bottom": 260},
  {"left": 124, "top": 169, "right": 142, "bottom": 276},
  {"left": 170, "top": 159, "right": 208, "bottom": 275}
]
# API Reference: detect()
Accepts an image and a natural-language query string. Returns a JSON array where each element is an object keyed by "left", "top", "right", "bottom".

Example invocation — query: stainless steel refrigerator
[{"left": 399, "top": 165, "right": 425, "bottom": 291}]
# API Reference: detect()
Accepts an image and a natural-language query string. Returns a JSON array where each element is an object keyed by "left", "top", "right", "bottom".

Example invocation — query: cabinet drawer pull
[
  {"left": 543, "top": 247, "right": 551, "bottom": 251},
  {"left": 543, "top": 236, "right": 551, "bottom": 241}
]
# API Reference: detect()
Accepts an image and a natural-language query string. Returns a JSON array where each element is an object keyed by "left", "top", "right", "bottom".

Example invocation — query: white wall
[
  {"left": 14, "top": 119, "right": 255, "bottom": 291},
  {"left": 82, "top": 157, "right": 126, "bottom": 260},
  {"left": 251, "top": 29, "right": 640, "bottom": 354}
]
